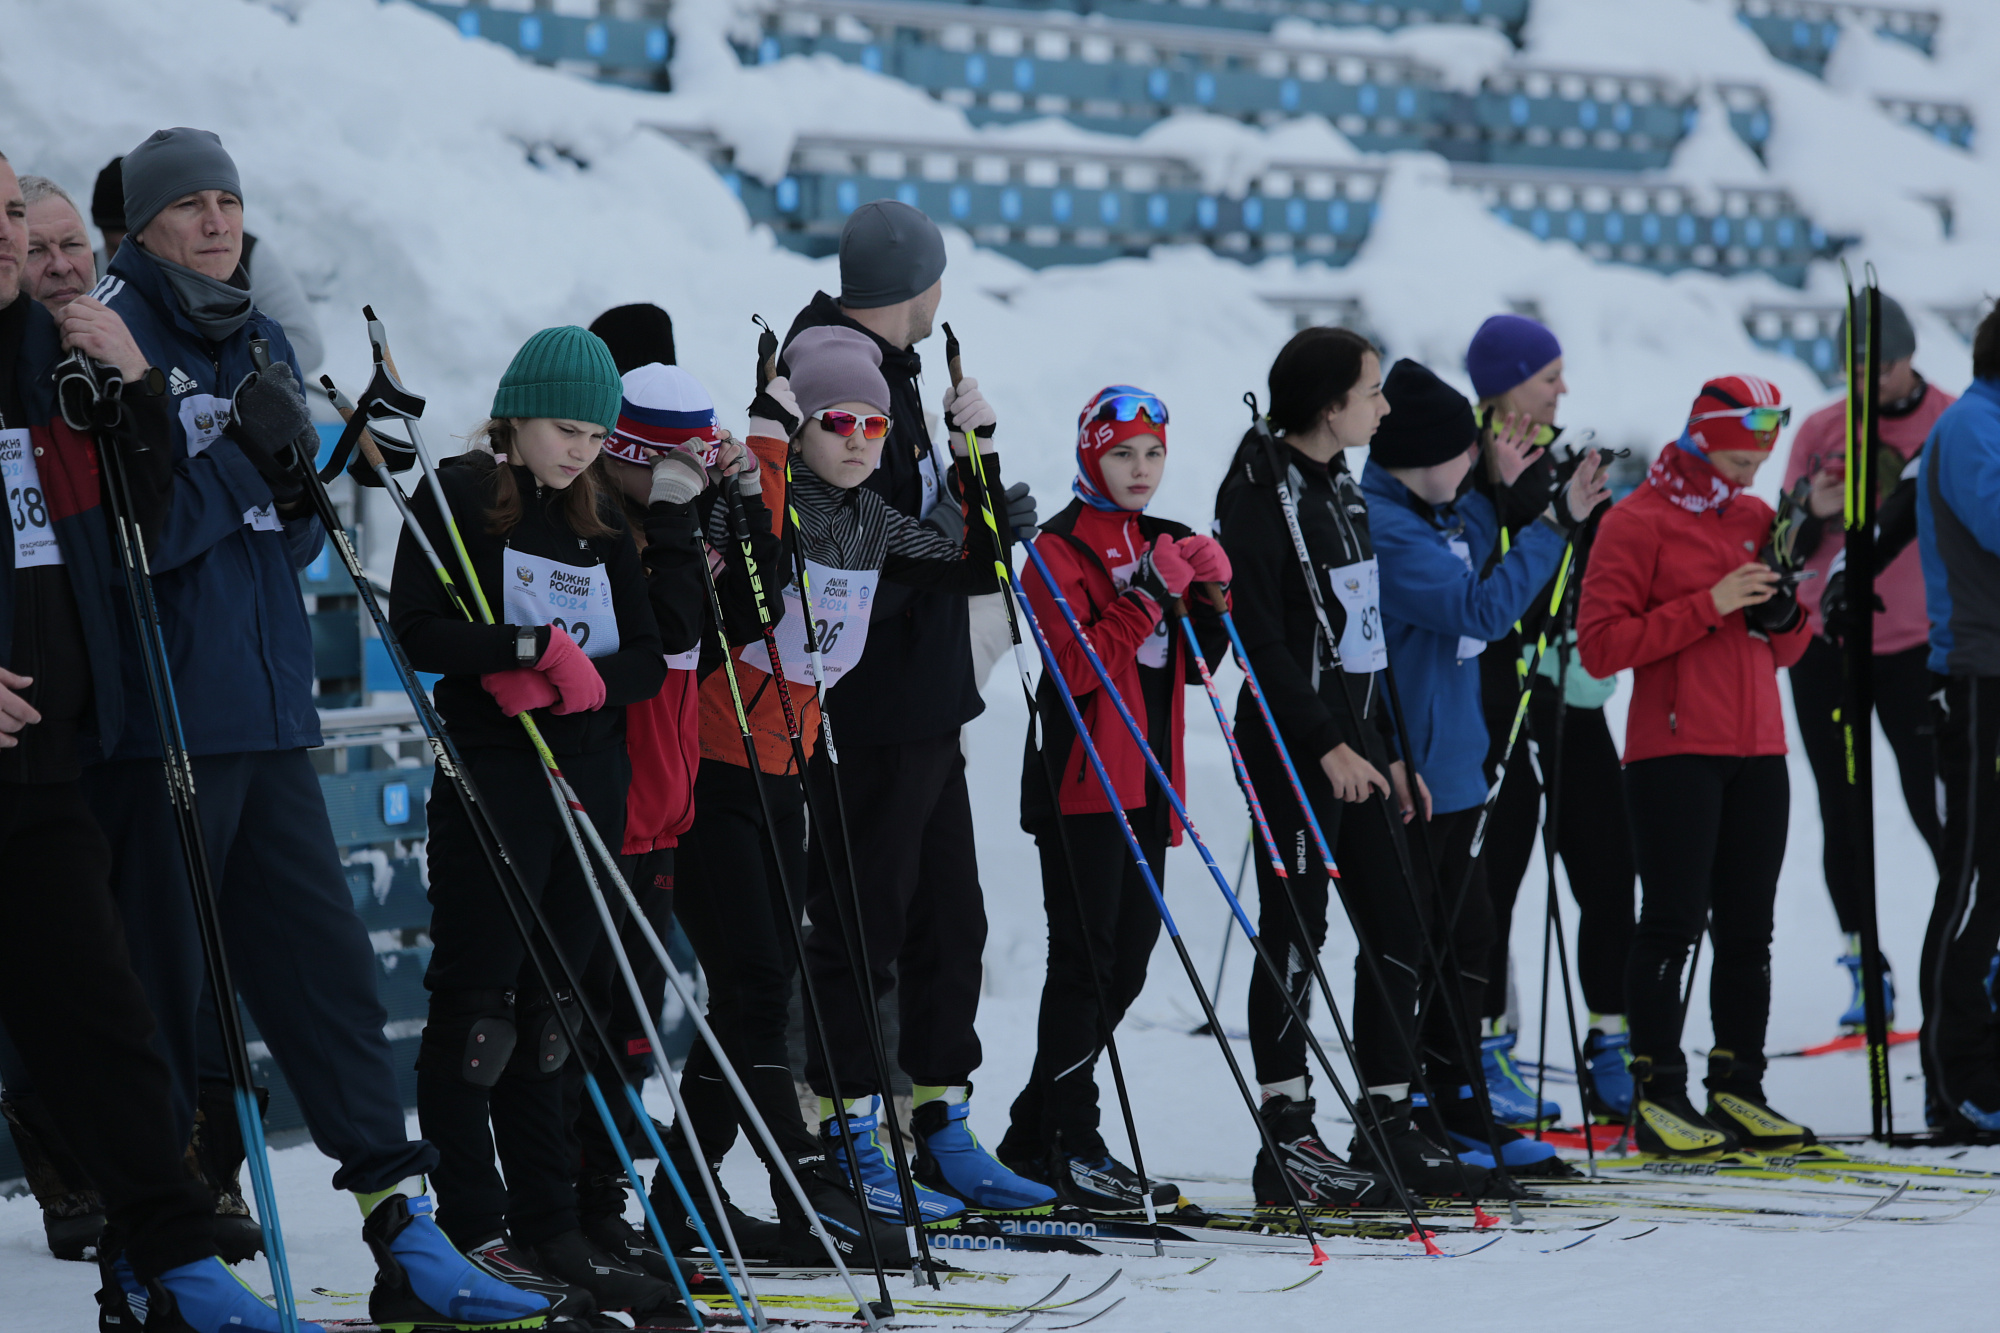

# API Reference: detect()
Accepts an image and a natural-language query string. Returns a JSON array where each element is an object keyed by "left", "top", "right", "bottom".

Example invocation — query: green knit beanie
[{"left": 491, "top": 326, "right": 622, "bottom": 431}]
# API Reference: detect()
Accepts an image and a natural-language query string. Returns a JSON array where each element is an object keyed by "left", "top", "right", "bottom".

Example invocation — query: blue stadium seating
[
  {"left": 401, "top": 0, "right": 672, "bottom": 85},
  {"left": 1736, "top": 0, "right": 1938, "bottom": 77},
  {"left": 907, "top": 0, "right": 1530, "bottom": 38},
  {"left": 1877, "top": 95, "right": 1973, "bottom": 150}
]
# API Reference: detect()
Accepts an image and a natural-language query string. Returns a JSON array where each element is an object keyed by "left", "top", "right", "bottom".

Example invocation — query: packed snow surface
[{"left": 1, "top": 0, "right": 1996, "bottom": 1327}]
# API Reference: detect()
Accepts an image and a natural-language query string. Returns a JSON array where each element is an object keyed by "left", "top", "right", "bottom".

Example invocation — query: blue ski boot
[
  {"left": 822, "top": 1098, "right": 966, "bottom": 1225},
  {"left": 146, "top": 1256, "right": 327, "bottom": 1333},
  {"left": 1417, "top": 1087, "right": 1577, "bottom": 1178},
  {"left": 1480, "top": 1030, "right": 1562, "bottom": 1128},
  {"left": 1837, "top": 937, "right": 1896, "bottom": 1031},
  {"left": 1582, "top": 1024, "right": 1634, "bottom": 1121},
  {"left": 912, "top": 1087, "right": 1058, "bottom": 1214},
  {"left": 360, "top": 1183, "right": 551, "bottom": 1329}
]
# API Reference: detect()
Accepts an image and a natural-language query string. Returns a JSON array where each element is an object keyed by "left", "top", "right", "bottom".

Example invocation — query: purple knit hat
[{"left": 1465, "top": 314, "right": 1562, "bottom": 402}]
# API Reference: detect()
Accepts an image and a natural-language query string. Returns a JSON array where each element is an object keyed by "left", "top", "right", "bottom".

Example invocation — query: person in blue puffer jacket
[
  {"left": 1362, "top": 357, "right": 1608, "bottom": 1176},
  {"left": 81, "top": 128, "right": 547, "bottom": 1332}
]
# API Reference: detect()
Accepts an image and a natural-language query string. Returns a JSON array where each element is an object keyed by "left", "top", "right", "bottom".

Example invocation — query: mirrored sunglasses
[{"left": 813, "top": 410, "right": 892, "bottom": 440}]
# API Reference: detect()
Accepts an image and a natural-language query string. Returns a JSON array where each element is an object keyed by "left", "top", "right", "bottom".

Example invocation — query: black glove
[
  {"left": 924, "top": 498, "right": 966, "bottom": 547},
  {"left": 1003, "top": 480, "right": 1038, "bottom": 536},
  {"left": 1817, "top": 560, "right": 1884, "bottom": 645},
  {"left": 1744, "top": 575, "right": 1804, "bottom": 637},
  {"left": 226, "top": 363, "right": 314, "bottom": 511},
  {"left": 747, "top": 379, "right": 800, "bottom": 438}
]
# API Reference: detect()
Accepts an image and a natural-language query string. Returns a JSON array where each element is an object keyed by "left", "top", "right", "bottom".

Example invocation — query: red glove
[
  {"left": 1178, "top": 534, "right": 1233, "bottom": 584},
  {"left": 1137, "top": 534, "right": 1195, "bottom": 600},
  {"left": 537, "top": 625, "right": 607, "bottom": 715},
  {"left": 481, "top": 667, "right": 558, "bottom": 718}
]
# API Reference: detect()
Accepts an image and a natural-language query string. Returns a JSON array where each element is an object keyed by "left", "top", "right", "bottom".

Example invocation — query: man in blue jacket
[
  {"left": 86, "top": 128, "right": 548, "bottom": 1331},
  {"left": 1916, "top": 302, "right": 2000, "bottom": 1137},
  {"left": 1362, "top": 357, "right": 1606, "bottom": 1174}
]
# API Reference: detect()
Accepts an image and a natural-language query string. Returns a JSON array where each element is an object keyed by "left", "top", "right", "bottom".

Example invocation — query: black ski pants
[
  {"left": 804, "top": 733, "right": 987, "bottom": 1098},
  {"left": 0, "top": 780, "right": 214, "bottom": 1280},
  {"left": 417, "top": 743, "right": 626, "bottom": 1249},
  {"left": 1004, "top": 804, "right": 1168, "bottom": 1160},
  {"left": 82, "top": 751, "right": 434, "bottom": 1194},
  {"left": 1240, "top": 722, "right": 1427, "bottom": 1093},
  {"left": 670, "top": 759, "right": 823, "bottom": 1191},
  {"left": 1411, "top": 805, "right": 1498, "bottom": 1085},
  {"left": 1480, "top": 693, "right": 1636, "bottom": 1020},
  {"left": 1624, "top": 754, "right": 1789, "bottom": 1091},
  {"left": 1919, "top": 675, "right": 2000, "bottom": 1113},
  {"left": 1790, "top": 636, "right": 1942, "bottom": 935}
]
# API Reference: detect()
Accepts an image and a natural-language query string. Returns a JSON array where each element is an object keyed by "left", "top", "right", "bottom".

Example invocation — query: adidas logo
[{"left": 167, "top": 367, "right": 197, "bottom": 397}]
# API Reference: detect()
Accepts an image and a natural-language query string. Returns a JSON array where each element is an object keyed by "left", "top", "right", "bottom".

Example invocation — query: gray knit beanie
[
  {"left": 788, "top": 326, "right": 891, "bottom": 421},
  {"left": 1838, "top": 293, "right": 1918, "bottom": 367},
  {"left": 122, "top": 128, "right": 241, "bottom": 237},
  {"left": 838, "top": 201, "right": 946, "bottom": 310}
]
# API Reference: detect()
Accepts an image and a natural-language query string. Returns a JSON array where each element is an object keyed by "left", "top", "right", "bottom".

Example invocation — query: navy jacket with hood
[{"left": 98, "top": 241, "right": 325, "bottom": 758}]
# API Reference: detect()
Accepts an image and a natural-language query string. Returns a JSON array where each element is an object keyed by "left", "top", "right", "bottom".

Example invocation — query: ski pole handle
[
  {"left": 942, "top": 322, "right": 964, "bottom": 389},
  {"left": 319, "top": 376, "right": 390, "bottom": 474},
  {"left": 752, "top": 314, "right": 778, "bottom": 393}
]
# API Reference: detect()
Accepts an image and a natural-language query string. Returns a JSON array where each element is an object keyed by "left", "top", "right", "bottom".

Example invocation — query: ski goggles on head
[
  {"left": 1688, "top": 405, "right": 1791, "bottom": 433},
  {"left": 811, "top": 409, "right": 892, "bottom": 440},
  {"left": 1082, "top": 387, "right": 1169, "bottom": 428},
  {"left": 1478, "top": 406, "right": 1561, "bottom": 449}
]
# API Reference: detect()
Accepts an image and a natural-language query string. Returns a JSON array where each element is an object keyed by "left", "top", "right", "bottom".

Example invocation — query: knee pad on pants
[
  {"left": 512, "top": 993, "right": 578, "bottom": 1079},
  {"left": 418, "top": 989, "right": 516, "bottom": 1089}
]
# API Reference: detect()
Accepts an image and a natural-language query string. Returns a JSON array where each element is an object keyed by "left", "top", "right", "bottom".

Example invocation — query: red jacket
[
  {"left": 1020, "top": 504, "right": 1227, "bottom": 839},
  {"left": 622, "top": 667, "right": 700, "bottom": 855},
  {"left": 1577, "top": 479, "right": 1810, "bottom": 764}
]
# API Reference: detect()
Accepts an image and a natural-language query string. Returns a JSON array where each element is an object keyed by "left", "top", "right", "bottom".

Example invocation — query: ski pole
[
  {"left": 1169, "top": 596, "right": 1429, "bottom": 1214},
  {"left": 1007, "top": 548, "right": 1335, "bottom": 1262},
  {"left": 76, "top": 361, "right": 301, "bottom": 1332},
  {"left": 327, "top": 335, "right": 769, "bottom": 1331},
  {"left": 939, "top": 323, "right": 1163, "bottom": 1250},
  {"left": 1018, "top": 536, "right": 1437, "bottom": 1252}
]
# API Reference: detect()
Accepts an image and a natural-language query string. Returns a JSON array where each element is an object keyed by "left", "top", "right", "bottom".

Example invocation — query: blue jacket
[
  {"left": 1918, "top": 377, "right": 2000, "bottom": 676},
  {"left": 99, "top": 243, "right": 326, "bottom": 757},
  {"left": 1362, "top": 464, "right": 1565, "bottom": 814}
]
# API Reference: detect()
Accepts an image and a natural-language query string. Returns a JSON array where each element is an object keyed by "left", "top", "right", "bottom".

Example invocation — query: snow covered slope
[{"left": 0, "top": 1, "right": 1993, "bottom": 1327}]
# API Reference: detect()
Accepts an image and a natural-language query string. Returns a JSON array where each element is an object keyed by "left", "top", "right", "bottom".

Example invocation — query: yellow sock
[
  {"left": 354, "top": 1176, "right": 425, "bottom": 1218},
  {"left": 911, "top": 1085, "right": 966, "bottom": 1108},
  {"left": 818, "top": 1097, "right": 857, "bottom": 1121}
]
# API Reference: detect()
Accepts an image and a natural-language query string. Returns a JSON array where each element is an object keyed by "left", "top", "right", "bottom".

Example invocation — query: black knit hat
[
  {"left": 589, "top": 302, "right": 677, "bottom": 374},
  {"left": 91, "top": 157, "right": 125, "bottom": 232},
  {"left": 1369, "top": 358, "right": 1478, "bottom": 469}
]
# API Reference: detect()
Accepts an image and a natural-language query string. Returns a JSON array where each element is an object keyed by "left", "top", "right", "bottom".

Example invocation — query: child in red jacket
[
  {"left": 994, "top": 386, "right": 1229, "bottom": 1211},
  {"left": 1577, "top": 375, "right": 1814, "bottom": 1157}
]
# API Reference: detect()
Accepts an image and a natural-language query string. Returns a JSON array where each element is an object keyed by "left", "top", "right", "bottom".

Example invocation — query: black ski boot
[
  {"left": 578, "top": 1171, "right": 696, "bottom": 1285},
  {"left": 192, "top": 1080, "right": 267, "bottom": 1265},
  {"left": 653, "top": 1157, "right": 783, "bottom": 1261},
  {"left": 1252, "top": 1096, "right": 1394, "bottom": 1210},
  {"left": 1031, "top": 1134, "right": 1183, "bottom": 1216},
  {"left": 1703, "top": 1051, "right": 1815, "bottom": 1152},
  {"left": 4, "top": 1091, "right": 106, "bottom": 1261},
  {"left": 776, "top": 1152, "right": 912, "bottom": 1268},
  {"left": 95, "top": 1248, "right": 144, "bottom": 1332},
  {"left": 1347, "top": 1093, "right": 1491, "bottom": 1199},
  {"left": 1632, "top": 1059, "right": 1739, "bottom": 1158},
  {"left": 463, "top": 1235, "right": 601, "bottom": 1327},
  {"left": 531, "top": 1228, "right": 684, "bottom": 1321}
]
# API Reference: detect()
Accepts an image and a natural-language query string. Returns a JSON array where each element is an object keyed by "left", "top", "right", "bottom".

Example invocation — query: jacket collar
[
  {"left": 108, "top": 239, "right": 240, "bottom": 349},
  {"left": 1361, "top": 459, "right": 1454, "bottom": 528},
  {"left": 791, "top": 291, "right": 924, "bottom": 383}
]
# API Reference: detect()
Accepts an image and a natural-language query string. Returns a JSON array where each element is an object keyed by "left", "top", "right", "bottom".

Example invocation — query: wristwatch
[
  {"left": 130, "top": 365, "right": 168, "bottom": 397},
  {"left": 515, "top": 626, "right": 539, "bottom": 666}
]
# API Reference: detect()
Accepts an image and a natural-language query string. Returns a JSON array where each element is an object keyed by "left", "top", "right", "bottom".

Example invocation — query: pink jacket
[{"left": 1781, "top": 384, "right": 1955, "bottom": 654}]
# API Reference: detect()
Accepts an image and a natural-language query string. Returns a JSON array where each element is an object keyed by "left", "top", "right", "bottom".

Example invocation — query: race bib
[
  {"left": 504, "top": 548, "right": 621, "bottom": 659},
  {"left": 664, "top": 647, "right": 700, "bottom": 671},
  {"left": 738, "top": 560, "right": 880, "bottom": 690},
  {"left": 180, "top": 393, "right": 283, "bottom": 531},
  {"left": 2, "top": 429, "right": 61, "bottom": 570},
  {"left": 917, "top": 450, "right": 943, "bottom": 522},
  {"left": 1445, "top": 538, "right": 1487, "bottom": 663},
  {"left": 1325, "top": 557, "right": 1387, "bottom": 673}
]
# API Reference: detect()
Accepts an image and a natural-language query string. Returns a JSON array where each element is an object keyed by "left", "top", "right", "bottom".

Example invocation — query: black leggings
[
  {"left": 1919, "top": 675, "right": 2000, "bottom": 1112},
  {"left": 1624, "top": 754, "right": 1789, "bottom": 1089},
  {"left": 670, "top": 760, "right": 823, "bottom": 1187},
  {"left": 1240, "top": 723, "right": 1428, "bottom": 1092},
  {"left": 417, "top": 744, "right": 627, "bottom": 1249},
  {"left": 1790, "top": 636, "right": 1942, "bottom": 935},
  {"left": 1411, "top": 806, "right": 1498, "bottom": 1085},
  {"left": 1480, "top": 693, "right": 1637, "bottom": 1019},
  {"left": 1004, "top": 806, "right": 1167, "bottom": 1159}
]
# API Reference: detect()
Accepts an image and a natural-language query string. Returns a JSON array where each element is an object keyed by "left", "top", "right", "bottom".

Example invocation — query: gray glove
[
  {"left": 1004, "top": 480, "right": 1038, "bottom": 536},
  {"left": 226, "top": 362, "right": 314, "bottom": 508},
  {"left": 924, "top": 498, "right": 967, "bottom": 547},
  {"left": 649, "top": 447, "right": 709, "bottom": 506}
]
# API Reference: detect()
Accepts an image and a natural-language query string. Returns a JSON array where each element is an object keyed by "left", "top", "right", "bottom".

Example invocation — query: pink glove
[
  {"left": 481, "top": 667, "right": 558, "bottom": 718},
  {"left": 1141, "top": 535, "right": 1195, "bottom": 599},
  {"left": 537, "top": 625, "right": 608, "bottom": 715},
  {"left": 1178, "top": 534, "right": 1233, "bottom": 584}
]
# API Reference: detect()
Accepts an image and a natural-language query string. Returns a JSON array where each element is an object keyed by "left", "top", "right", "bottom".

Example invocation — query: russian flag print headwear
[
  {"left": 1074, "top": 384, "right": 1168, "bottom": 511},
  {"left": 605, "top": 363, "right": 721, "bottom": 467},
  {"left": 1676, "top": 374, "right": 1785, "bottom": 457}
]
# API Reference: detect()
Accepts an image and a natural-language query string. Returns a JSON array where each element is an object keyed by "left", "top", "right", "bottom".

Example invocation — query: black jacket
[
  {"left": 389, "top": 454, "right": 665, "bottom": 755},
  {"left": 1215, "top": 435, "right": 1395, "bottom": 769},
  {"left": 781, "top": 292, "right": 986, "bottom": 741}
]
